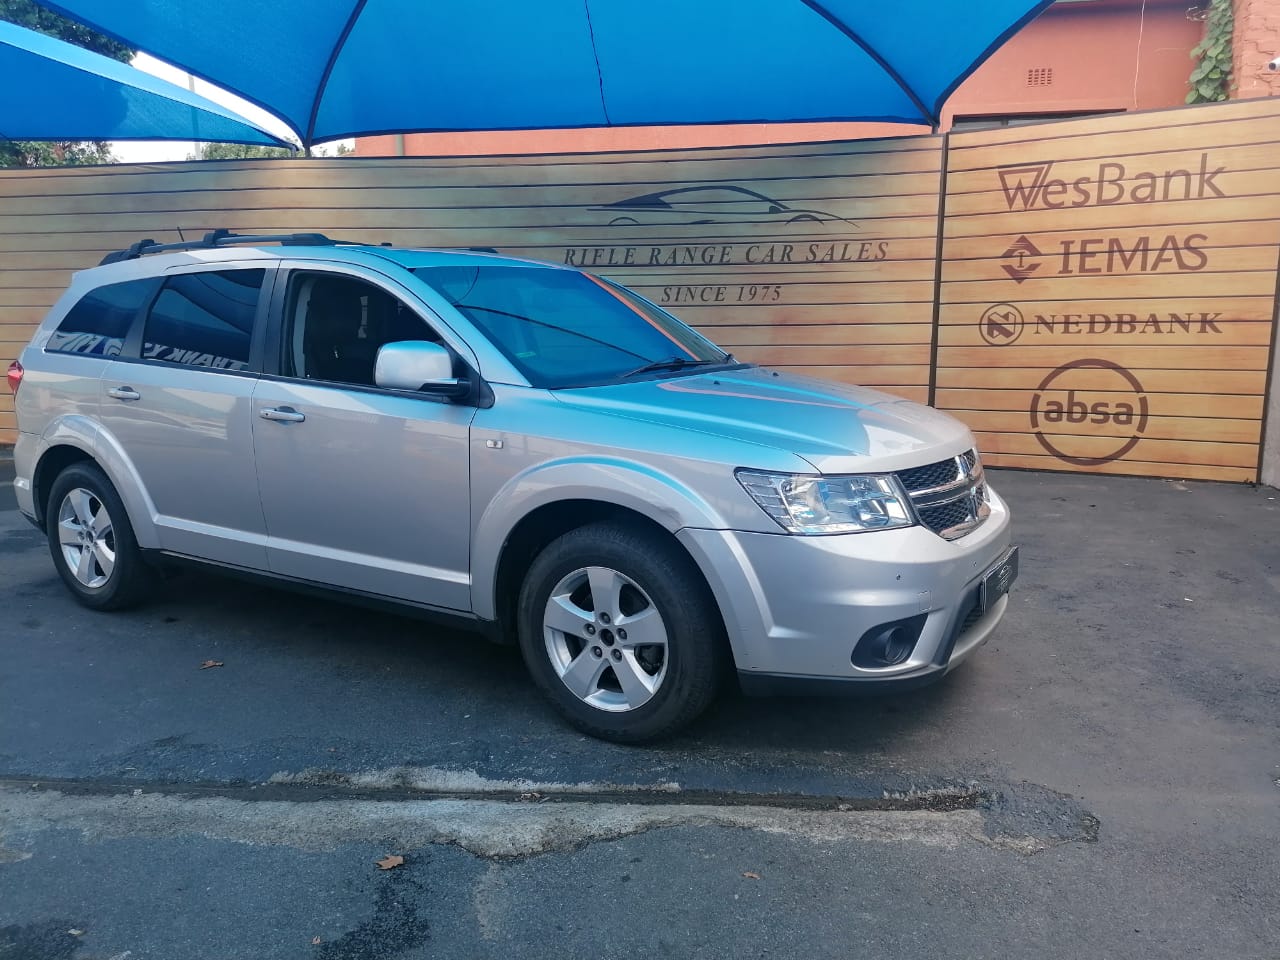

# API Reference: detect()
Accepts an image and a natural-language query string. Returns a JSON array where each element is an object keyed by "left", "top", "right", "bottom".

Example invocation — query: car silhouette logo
[{"left": 594, "top": 185, "right": 857, "bottom": 228}]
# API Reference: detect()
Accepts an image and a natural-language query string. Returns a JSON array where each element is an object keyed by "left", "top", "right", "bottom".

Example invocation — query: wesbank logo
[{"left": 997, "top": 154, "right": 1226, "bottom": 210}]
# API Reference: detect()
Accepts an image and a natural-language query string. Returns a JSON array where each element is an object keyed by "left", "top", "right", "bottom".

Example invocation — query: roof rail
[{"left": 98, "top": 229, "right": 377, "bottom": 265}]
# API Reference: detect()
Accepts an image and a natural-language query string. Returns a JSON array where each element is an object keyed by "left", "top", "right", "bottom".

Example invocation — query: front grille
[
  {"left": 958, "top": 600, "right": 985, "bottom": 635},
  {"left": 896, "top": 458, "right": 962, "bottom": 493},
  {"left": 897, "top": 450, "right": 977, "bottom": 493},
  {"left": 919, "top": 498, "right": 975, "bottom": 535},
  {"left": 895, "top": 450, "right": 989, "bottom": 541}
]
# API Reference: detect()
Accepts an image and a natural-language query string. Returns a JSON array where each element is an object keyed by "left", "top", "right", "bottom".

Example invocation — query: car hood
[{"left": 552, "top": 367, "right": 974, "bottom": 474}]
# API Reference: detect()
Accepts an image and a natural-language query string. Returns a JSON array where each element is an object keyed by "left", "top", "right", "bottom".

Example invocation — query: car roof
[{"left": 76, "top": 243, "right": 566, "bottom": 286}]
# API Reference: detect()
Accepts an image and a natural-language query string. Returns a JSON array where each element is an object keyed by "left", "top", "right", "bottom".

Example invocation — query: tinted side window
[
  {"left": 285, "top": 272, "right": 445, "bottom": 387},
  {"left": 46, "top": 278, "right": 157, "bottom": 357},
  {"left": 143, "top": 269, "right": 266, "bottom": 371}
]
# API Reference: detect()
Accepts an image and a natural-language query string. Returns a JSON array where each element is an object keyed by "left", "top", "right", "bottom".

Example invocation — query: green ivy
[{"left": 1187, "top": 0, "right": 1234, "bottom": 104}]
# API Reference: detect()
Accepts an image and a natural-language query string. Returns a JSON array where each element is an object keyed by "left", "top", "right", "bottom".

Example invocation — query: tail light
[{"left": 6, "top": 360, "right": 22, "bottom": 396}]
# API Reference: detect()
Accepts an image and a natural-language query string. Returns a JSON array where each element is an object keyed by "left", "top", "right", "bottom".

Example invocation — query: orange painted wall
[
  {"left": 941, "top": 0, "right": 1205, "bottom": 123},
  {"left": 356, "top": 121, "right": 926, "bottom": 158},
  {"left": 1234, "top": 0, "right": 1280, "bottom": 100}
]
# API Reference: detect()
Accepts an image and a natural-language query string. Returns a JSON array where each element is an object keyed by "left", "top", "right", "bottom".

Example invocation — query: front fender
[
  {"left": 35, "top": 415, "right": 161, "bottom": 549},
  {"left": 470, "top": 455, "right": 725, "bottom": 621}
]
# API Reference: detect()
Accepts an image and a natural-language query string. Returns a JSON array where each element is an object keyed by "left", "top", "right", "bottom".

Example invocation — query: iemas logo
[
  {"left": 997, "top": 154, "right": 1226, "bottom": 210},
  {"left": 998, "top": 233, "right": 1209, "bottom": 282},
  {"left": 1000, "top": 236, "right": 1043, "bottom": 282},
  {"left": 1030, "top": 359, "right": 1150, "bottom": 465}
]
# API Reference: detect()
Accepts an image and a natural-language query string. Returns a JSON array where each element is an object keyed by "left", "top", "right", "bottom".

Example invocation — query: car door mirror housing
[{"left": 375, "top": 340, "right": 465, "bottom": 395}]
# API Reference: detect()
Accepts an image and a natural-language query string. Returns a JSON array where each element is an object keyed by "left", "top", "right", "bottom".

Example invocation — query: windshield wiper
[{"left": 622, "top": 354, "right": 734, "bottom": 379}]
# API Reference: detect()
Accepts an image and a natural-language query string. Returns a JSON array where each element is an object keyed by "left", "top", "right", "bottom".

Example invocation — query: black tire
[
  {"left": 46, "top": 461, "right": 153, "bottom": 611},
  {"left": 516, "top": 521, "right": 726, "bottom": 743}
]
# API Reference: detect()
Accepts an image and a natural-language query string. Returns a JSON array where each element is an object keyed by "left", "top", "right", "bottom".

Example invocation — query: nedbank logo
[
  {"left": 978, "top": 303, "right": 1224, "bottom": 343},
  {"left": 997, "top": 154, "right": 1226, "bottom": 210},
  {"left": 980, "top": 303, "right": 1025, "bottom": 345}
]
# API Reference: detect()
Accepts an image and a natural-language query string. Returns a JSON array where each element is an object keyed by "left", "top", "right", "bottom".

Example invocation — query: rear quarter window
[
  {"left": 142, "top": 269, "right": 266, "bottom": 371},
  {"left": 45, "top": 278, "right": 158, "bottom": 357}
]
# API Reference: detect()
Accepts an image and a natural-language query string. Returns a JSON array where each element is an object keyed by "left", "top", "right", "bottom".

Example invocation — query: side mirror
[{"left": 375, "top": 340, "right": 466, "bottom": 395}]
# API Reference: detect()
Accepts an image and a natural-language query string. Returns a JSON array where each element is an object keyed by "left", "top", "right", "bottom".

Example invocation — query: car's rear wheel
[
  {"left": 517, "top": 521, "right": 725, "bottom": 742},
  {"left": 46, "top": 462, "right": 152, "bottom": 611}
]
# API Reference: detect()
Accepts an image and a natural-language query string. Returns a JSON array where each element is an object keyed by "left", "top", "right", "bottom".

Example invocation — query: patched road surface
[{"left": 1, "top": 467, "right": 1277, "bottom": 959}]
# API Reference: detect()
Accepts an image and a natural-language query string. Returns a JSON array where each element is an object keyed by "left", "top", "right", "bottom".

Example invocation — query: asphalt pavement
[{"left": 1, "top": 465, "right": 1277, "bottom": 959}]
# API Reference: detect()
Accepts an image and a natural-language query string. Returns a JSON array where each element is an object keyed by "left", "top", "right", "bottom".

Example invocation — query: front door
[{"left": 251, "top": 267, "right": 475, "bottom": 611}]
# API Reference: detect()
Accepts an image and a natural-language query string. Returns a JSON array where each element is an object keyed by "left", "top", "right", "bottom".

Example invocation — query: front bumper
[{"left": 677, "top": 487, "right": 1013, "bottom": 691}]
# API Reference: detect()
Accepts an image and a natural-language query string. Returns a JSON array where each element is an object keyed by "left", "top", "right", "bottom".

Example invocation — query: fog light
[{"left": 852, "top": 614, "right": 927, "bottom": 668}]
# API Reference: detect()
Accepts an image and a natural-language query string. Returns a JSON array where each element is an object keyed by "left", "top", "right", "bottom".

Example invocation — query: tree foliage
[
  {"left": 190, "top": 141, "right": 353, "bottom": 161},
  {"left": 192, "top": 142, "right": 298, "bottom": 161},
  {"left": 0, "top": 0, "right": 133, "bottom": 167},
  {"left": 1187, "top": 0, "right": 1233, "bottom": 104}
]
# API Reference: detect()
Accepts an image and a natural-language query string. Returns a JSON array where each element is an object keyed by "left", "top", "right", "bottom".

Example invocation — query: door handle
[
  {"left": 107, "top": 386, "right": 141, "bottom": 401},
  {"left": 259, "top": 406, "right": 306, "bottom": 423}
]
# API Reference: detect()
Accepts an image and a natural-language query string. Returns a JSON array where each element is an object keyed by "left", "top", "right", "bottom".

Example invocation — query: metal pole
[{"left": 188, "top": 72, "right": 200, "bottom": 157}]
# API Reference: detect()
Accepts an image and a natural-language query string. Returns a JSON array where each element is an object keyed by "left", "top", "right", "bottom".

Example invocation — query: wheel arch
[
  {"left": 32, "top": 417, "right": 159, "bottom": 548},
  {"left": 486, "top": 498, "right": 729, "bottom": 653},
  {"left": 32, "top": 443, "right": 95, "bottom": 528},
  {"left": 473, "top": 457, "right": 727, "bottom": 621}
]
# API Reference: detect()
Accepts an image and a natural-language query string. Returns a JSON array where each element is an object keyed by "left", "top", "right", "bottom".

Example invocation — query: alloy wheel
[
  {"left": 542, "top": 565, "right": 669, "bottom": 712},
  {"left": 56, "top": 487, "right": 116, "bottom": 589}
]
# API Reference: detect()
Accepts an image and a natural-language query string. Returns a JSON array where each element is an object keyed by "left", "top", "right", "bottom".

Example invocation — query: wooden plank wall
[
  {"left": 0, "top": 136, "right": 943, "bottom": 443},
  {"left": 936, "top": 98, "right": 1280, "bottom": 482},
  {"left": 2, "top": 99, "right": 1277, "bottom": 482}
]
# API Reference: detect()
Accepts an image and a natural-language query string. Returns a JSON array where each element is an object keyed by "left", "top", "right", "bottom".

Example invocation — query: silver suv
[{"left": 7, "top": 231, "right": 1017, "bottom": 741}]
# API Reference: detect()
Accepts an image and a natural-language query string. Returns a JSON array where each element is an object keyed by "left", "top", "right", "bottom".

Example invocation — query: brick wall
[{"left": 1233, "top": 0, "right": 1280, "bottom": 99}]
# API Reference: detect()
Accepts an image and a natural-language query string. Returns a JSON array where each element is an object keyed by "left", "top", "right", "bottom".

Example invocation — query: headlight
[{"left": 736, "top": 470, "right": 915, "bottom": 535}]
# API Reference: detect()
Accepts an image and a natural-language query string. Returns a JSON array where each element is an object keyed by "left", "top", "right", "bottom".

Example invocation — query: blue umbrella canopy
[
  {"left": 0, "top": 17, "right": 287, "bottom": 146},
  {"left": 34, "top": 0, "right": 1052, "bottom": 148}
]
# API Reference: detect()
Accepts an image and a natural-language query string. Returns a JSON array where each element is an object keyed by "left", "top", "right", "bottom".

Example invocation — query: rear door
[
  {"left": 250, "top": 263, "right": 476, "bottom": 611},
  {"left": 99, "top": 263, "right": 273, "bottom": 568}
]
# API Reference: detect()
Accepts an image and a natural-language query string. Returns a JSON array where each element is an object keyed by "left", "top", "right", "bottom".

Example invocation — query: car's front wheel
[
  {"left": 517, "top": 521, "right": 725, "bottom": 742},
  {"left": 46, "top": 461, "right": 152, "bottom": 611}
]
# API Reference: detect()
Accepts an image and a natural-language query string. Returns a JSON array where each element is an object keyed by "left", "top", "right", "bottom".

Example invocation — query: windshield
[{"left": 411, "top": 265, "right": 733, "bottom": 388}]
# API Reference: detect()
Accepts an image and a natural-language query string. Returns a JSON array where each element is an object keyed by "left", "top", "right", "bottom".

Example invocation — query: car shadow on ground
[
  {"left": 1, "top": 506, "right": 994, "bottom": 792},
  {"left": 143, "top": 564, "right": 964, "bottom": 760}
]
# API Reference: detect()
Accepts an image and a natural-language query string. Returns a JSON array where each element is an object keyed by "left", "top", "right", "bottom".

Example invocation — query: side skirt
[{"left": 144, "top": 549, "right": 507, "bottom": 643}]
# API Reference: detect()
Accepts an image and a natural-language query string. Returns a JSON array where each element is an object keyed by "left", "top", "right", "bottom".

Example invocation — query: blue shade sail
[
  {"left": 33, "top": 0, "right": 1053, "bottom": 147},
  {"left": 0, "top": 18, "right": 288, "bottom": 146}
]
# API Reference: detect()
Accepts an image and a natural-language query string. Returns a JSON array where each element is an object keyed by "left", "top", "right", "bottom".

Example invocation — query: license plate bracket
[{"left": 979, "top": 545, "right": 1019, "bottom": 613}]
